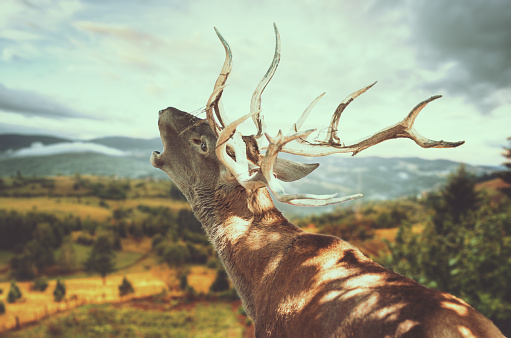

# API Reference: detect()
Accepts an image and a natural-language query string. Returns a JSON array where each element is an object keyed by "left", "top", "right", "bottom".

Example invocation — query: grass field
[
  {"left": 0, "top": 267, "right": 219, "bottom": 334},
  {"left": 4, "top": 300, "right": 249, "bottom": 338}
]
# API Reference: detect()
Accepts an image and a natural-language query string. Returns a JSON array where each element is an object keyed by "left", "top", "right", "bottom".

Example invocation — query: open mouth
[{"left": 150, "top": 150, "right": 163, "bottom": 168}]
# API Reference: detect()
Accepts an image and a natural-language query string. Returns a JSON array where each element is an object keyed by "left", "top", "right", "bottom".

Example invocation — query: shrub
[
  {"left": 209, "top": 268, "right": 230, "bottom": 293},
  {"left": 118, "top": 276, "right": 135, "bottom": 297},
  {"left": 163, "top": 243, "right": 190, "bottom": 268},
  {"left": 151, "top": 234, "right": 165, "bottom": 249},
  {"left": 179, "top": 271, "right": 189, "bottom": 291},
  {"left": 186, "top": 242, "right": 208, "bottom": 264},
  {"left": 32, "top": 276, "right": 49, "bottom": 291},
  {"left": 206, "top": 257, "right": 220, "bottom": 269},
  {"left": 155, "top": 242, "right": 168, "bottom": 257},
  {"left": 7, "top": 281, "right": 22, "bottom": 303},
  {"left": 53, "top": 280, "right": 66, "bottom": 302},
  {"left": 76, "top": 233, "right": 95, "bottom": 246}
]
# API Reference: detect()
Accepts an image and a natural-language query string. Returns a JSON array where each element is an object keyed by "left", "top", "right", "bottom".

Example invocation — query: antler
[
  {"left": 281, "top": 88, "right": 465, "bottom": 157},
  {"left": 206, "top": 27, "right": 233, "bottom": 136},
  {"left": 208, "top": 24, "right": 464, "bottom": 207}
]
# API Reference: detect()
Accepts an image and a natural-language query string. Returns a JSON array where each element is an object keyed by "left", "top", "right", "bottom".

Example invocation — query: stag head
[{"left": 151, "top": 23, "right": 463, "bottom": 207}]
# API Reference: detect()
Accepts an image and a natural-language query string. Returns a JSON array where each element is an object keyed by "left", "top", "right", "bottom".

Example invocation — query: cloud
[
  {"left": 0, "top": 84, "right": 89, "bottom": 118},
  {"left": 12, "top": 141, "right": 126, "bottom": 157},
  {"left": 400, "top": 0, "right": 511, "bottom": 113}
]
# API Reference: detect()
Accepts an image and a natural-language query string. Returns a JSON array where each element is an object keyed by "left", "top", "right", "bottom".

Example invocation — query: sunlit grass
[{"left": 4, "top": 301, "right": 245, "bottom": 338}]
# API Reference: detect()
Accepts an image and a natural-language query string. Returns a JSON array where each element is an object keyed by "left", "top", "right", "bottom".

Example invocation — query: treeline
[
  {"left": 297, "top": 197, "right": 424, "bottom": 242},
  {"left": 0, "top": 204, "right": 213, "bottom": 281},
  {"left": 0, "top": 173, "right": 186, "bottom": 200}
]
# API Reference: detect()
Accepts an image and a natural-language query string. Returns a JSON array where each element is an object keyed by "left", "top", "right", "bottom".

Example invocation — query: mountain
[
  {"left": 0, "top": 134, "right": 71, "bottom": 152},
  {"left": 0, "top": 134, "right": 499, "bottom": 215},
  {"left": 89, "top": 136, "right": 163, "bottom": 154}
]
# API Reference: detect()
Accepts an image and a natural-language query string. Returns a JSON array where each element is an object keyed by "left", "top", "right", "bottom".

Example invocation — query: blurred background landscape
[
  {"left": 1, "top": 0, "right": 510, "bottom": 336},
  {"left": 0, "top": 132, "right": 509, "bottom": 336}
]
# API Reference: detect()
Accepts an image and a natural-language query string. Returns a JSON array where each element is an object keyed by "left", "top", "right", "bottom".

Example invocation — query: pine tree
[
  {"left": 58, "top": 236, "right": 77, "bottom": 272},
  {"left": 53, "top": 280, "right": 66, "bottom": 302},
  {"left": 83, "top": 235, "right": 116, "bottom": 285},
  {"left": 209, "top": 268, "right": 230, "bottom": 293},
  {"left": 7, "top": 281, "right": 22, "bottom": 303},
  {"left": 499, "top": 137, "right": 511, "bottom": 197},
  {"left": 118, "top": 276, "right": 135, "bottom": 297},
  {"left": 436, "top": 164, "right": 480, "bottom": 225}
]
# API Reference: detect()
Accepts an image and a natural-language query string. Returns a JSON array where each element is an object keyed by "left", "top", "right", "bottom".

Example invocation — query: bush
[
  {"left": 118, "top": 276, "right": 135, "bottom": 297},
  {"left": 76, "top": 233, "right": 95, "bottom": 246},
  {"left": 209, "top": 268, "right": 230, "bottom": 293},
  {"left": 7, "top": 281, "right": 22, "bottom": 303},
  {"left": 155, "top": 242, "right": 168, "bottom": 257},
  {"left": 53, "top": 280, "right": 66, "bottom": 302},
  {"left": 163, "top": 243, "right": 190, "bottom": 268},
  {"left": 179, "top": 271, "right": 189, "bottom": 291},
  {"left": 32, "top": 276, "right": 49, "bottom": 291},
  {"left": 0, "top": 300, "right": 5, "bottom": 314},
  {"left": 186, "top": 243, "right": 208, "bottom": 264},
  {"left": 151, "top": 234, "right": 165, "bottom": 249}
]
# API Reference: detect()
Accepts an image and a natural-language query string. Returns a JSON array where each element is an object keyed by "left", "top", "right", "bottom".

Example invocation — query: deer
[{"left": 151, "top": 24, "right": 504, "bottom": 338}]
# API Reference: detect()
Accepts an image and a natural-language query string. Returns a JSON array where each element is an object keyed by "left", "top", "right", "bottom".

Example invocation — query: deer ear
[{"left": 273, "top": 158, "right": 319, "bottom": 182}]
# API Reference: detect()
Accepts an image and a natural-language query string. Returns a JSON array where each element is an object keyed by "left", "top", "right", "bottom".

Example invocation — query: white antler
[
  {"left": 261, "top": 130, "right": 363, "bottom": 206},
  {"left": 281, "top": 93, "right": 464, "bottom": 157},
  {"left": 208, "top": 23, "right": 464, "bottom": 207}
]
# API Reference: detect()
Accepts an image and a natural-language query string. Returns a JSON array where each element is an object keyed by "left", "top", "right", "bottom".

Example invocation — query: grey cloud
[
  {"left": 0, "top": 84, "right": 89, "bottom": 119},
  {"left": 406, "top": 0, "right": 511, "bottom": 112}
]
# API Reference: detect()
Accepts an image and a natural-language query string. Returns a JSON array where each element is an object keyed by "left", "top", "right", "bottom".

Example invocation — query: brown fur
[{"left": 152, "top": 107, "right": 504, "bottom": 337}]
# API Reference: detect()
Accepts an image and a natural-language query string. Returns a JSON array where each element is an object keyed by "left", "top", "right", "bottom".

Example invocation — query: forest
[{"left": 0, "top": 152, "right": 510, "bottom": 336}]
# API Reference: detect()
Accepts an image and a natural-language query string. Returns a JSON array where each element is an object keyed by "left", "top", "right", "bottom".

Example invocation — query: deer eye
[{"left": 201, "top": 140, "right": 207, "bottom": 152}]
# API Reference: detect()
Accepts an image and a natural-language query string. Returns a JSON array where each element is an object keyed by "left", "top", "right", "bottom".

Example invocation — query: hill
[{"left": 0, "top": 133, "right": 500, "bottom": 216}]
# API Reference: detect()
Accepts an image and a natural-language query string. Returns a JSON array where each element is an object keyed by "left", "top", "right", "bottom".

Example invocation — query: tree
[
  {"left": 7, "top": 281, "right": 22, "bottom": 303},
  {"left": 58, "top": 236, "right": 77, "bottom": 272},
  {"left": 498, "top": 136, "right": 511, "bottom": 197},
  {"left": 83, "top": 235, "right": 116, "bottom": 285},
  {"left": 118, "top": 276, "right": 135, "bottom": 297},
  {"left": 380, "top": 165, "right": 511, "bottom": 334},
  {"left": 32, "top": 276, "right": 49, "bottom": 292},
  {"left": 53, "top": 280, "right": 66, "bottom": 302},
  {"left": 0, "top": 300, "right": 5, "bottom": 314},
  {"left": 209, "top": 268, "right": 230, "bottom": 293},
  {"left": 163, "top": 243, "right": 190, "bottom": 268},
  {"left": 434, "top": 164, "right": 480, "bottom": 226}
]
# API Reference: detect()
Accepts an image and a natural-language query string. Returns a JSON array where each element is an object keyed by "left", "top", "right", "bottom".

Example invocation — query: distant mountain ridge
[
  {"left": 0, "top": 134, "right": 71, "bottom": 152},
  {"left": 0, "top": 134, "right": 162, "bottom": 157}
]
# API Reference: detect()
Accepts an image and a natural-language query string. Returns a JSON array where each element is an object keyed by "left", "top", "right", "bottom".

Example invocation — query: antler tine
[
  {"left": 288, "top": 92, "right": 326, "bottom": 134},
  {"left": 206, "top": 85, "right": 227, "bottom": 136},
  {"left": 213, "top": 27, "right": 233, "bottom": 128},
  {"left": 260, "top": 130, "right": 364, "bottom": 206},
  {"left": 400, "top": 95, "right": 465, "bottom": 150},
  {"left": 250, "top": 22, "right": 281, "bottom": 138},
  {"left": 280, "top": 95, "right": 464, "bottom": 157},
  {"left": 325, "top": 81, "right": 377, "bottom": 144},
  {"left": 216, "top": 110, "right": 266, "bottom": 190},
  {"left": 206, "top": 28, "right": 233, "bottom": 136}
]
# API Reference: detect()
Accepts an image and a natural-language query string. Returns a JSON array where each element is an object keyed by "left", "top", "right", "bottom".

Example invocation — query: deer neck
[{"left": 189, "top": 184, "right": 303, "bottom": 317}]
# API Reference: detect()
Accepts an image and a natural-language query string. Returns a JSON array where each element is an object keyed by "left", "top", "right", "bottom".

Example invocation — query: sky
[{"left": 0, "top": 0, "right": 510, "bottom": 166}]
